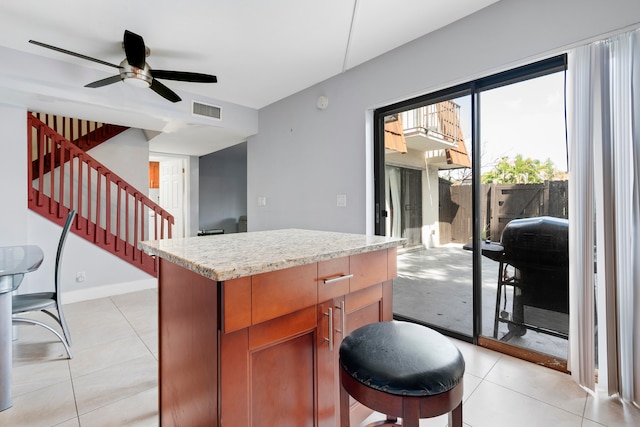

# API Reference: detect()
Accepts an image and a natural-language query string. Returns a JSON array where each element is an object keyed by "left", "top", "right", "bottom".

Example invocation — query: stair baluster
[{"left": 27, "top": 112, "right": 173, "bottom": 277}]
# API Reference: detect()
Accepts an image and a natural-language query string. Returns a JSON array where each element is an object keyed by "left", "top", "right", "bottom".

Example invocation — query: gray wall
[
  {"left": 188, "top": 155, "right": 200, "bottom": 237},
  {"left": 199, "top": 142, "right": 247, "bottom": 234},
  {"left": 88, "top": 128, "right": 149, "bottom": 193},
  {"left": 0, "top": 105, "right": 28, "bottom": 246},
  {"left": 247, "top": 0, "right": 640, "bottom": 234}
]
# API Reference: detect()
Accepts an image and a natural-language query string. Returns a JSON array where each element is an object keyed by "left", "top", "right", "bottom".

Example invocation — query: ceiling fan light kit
[
  {"left": 121, "top": 60, "right": 152, "bottom": 87},
  {"left": 29, "top": 30, "right": 217, "bottom": 103}
]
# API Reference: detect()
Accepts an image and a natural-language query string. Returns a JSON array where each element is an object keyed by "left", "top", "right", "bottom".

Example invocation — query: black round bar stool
[{"left": 339, "top": 321, "right": 465, "bottom": 427}]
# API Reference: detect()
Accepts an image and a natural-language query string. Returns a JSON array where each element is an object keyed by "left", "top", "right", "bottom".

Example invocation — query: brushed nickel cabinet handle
[
  {"left": 323, "top": 274, "right": 354, "bottom": 284},
  {"left": 324, "top": 307, "right": 334, "bottom": 351}
]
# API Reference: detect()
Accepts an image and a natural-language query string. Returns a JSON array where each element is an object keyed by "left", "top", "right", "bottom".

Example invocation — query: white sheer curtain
[{"left": 567, "top": 28, "right": 640, "bottom": 406}]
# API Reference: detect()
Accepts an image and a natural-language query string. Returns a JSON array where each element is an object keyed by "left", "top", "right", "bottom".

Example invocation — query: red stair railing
[
  {"left": 29, "top": 112, "right": 129, "bottom": 180},
  {"left": 27, "top": 113, "right": 173, "bottom": 276}
]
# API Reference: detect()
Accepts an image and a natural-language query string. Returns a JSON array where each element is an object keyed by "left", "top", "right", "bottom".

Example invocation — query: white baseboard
[{"left": 62, "top": 278, "right": 158, "bottom": 304}]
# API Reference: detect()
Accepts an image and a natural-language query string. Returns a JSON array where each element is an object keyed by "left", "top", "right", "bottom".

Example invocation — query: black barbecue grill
[{"left": 490, "top": 216, "right": 569, "bottom": 341}]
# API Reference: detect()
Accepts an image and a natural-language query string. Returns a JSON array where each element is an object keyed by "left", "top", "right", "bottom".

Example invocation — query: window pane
[
  {"left": 479, "top": 72, "right": 569, "bottom": 360},
  {"left": 386, "top": 96, "right": 474, "bottom": 336}
]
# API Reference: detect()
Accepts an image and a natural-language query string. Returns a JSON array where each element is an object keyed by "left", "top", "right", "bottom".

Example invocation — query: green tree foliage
[{"left": 481, "top": 154, "right": 557, "bottom": 184}]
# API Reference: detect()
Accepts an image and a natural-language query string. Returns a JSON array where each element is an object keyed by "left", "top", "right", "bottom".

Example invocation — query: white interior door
[{"left": 159, "top": 159, "right": 185, "bottom": 238}]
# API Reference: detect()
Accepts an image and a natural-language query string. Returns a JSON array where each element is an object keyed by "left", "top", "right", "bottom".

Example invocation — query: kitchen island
[{"left": 140, "top": 229, "right": 404, "bottom": 427}]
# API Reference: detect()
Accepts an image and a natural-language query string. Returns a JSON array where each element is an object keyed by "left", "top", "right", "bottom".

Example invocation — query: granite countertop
[{"left": 139, "top": 229, "right": 405, "bottom": 281}]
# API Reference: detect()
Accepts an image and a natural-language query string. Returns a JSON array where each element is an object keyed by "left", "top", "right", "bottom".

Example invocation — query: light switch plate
[{"left": 337, "top": 194, "right": 347, "bottom": 207}]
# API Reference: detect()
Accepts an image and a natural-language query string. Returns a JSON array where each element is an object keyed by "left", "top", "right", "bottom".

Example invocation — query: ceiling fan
[{"left": 29, "top": 30, "right": 217, "bottom": 103}]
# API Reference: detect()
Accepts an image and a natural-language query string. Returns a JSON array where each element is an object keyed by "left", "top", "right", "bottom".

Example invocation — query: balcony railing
[{"left": 401, "top": 100, "right": 463, "bottom": 144}]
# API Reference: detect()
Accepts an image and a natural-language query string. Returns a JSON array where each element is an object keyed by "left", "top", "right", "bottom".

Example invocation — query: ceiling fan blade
[
  {"left": 151, "top": 70, "right": 217, "bottom": 83},
  {"left": 84, "top": 75, "right": 122, "bottom": 88},
  {"left": 29, "top": 40, "right": 121, "bottom": 69},
  {"left": 150, "top": 79, "right": 181, "bottom": 103},
  {"left": 123, "top": 30, "right": 147, "bottom": 69}
]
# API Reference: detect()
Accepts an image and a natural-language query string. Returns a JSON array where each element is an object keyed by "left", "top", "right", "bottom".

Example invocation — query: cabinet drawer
[
  {"left": 252, "top": 263, "right": 317, "bottom": 325},
  {"left": 350, "top": 250, "right": 388, "bottom": 292},
  {"left": 318, "top": 257, "right": 351, "bottom": 301}
]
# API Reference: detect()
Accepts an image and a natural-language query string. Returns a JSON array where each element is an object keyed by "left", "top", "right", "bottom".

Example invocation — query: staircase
[
  {"left": 29, "top": 112, "right": 129, "bottom": 180},
  {"left": 27, "top": 112, "right": 174, "bottom": 276}
]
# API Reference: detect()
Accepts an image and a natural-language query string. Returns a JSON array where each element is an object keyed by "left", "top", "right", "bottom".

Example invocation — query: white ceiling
[{"left": 0, "top": 0, "right": 499, "bottom": 156}]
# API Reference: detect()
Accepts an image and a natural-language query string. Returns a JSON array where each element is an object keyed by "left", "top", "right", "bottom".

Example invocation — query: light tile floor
[{"left": 2, "top": 288, "right": 639, "bottom": 426}]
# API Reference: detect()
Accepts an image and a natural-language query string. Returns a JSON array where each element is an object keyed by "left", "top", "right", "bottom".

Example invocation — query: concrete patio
[{"left": 393, "top": 244, "right": 568, "bottom": 360}]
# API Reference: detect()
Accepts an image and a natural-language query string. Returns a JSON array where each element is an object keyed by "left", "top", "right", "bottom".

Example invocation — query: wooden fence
[{"left": 438, "top": 180, "right": 569, "bottom": 244}]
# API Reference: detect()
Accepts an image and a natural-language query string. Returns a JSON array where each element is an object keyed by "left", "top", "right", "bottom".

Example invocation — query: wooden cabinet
[
  {"left": 158, "top": 247, "right": 397, "bottom": 427},
  {"left": 343, "top": 281, "right": 394, "bottom": 424},
  {"left": 316, "top": 250, "right": 394, "bottom": 426},
  {"left": 220, "top": 306, "right": 317, "bottom": 426},
  {"left": 316, "top": 282, "right": 394, "bottom": 426}
]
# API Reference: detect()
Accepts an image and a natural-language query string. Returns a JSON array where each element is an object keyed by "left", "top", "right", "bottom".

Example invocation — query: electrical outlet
[
  {"left": 337, "top": 194, "right": 347, "bottom": 207},
  {"left": 76, "top": 271, "right": 85, "bottom": 283}
]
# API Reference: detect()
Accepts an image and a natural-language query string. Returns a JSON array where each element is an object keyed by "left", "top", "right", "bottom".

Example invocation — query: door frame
[
  {"left": 149, "top": 152, "right": 190, "bottom": 238},
  {"left": 373, "top": 54, "right": 568, "bottom": 346}
]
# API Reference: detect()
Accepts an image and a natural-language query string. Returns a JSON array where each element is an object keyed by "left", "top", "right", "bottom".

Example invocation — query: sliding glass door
[
  {"left": 380, "top": 94, "right": 474, "bottom": 338},
  {"left": 374, "top": 55, "right": 570, "bottom": 365},
  {"left": 477, "top": 71, "right": 569, "bottom": 362}
]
